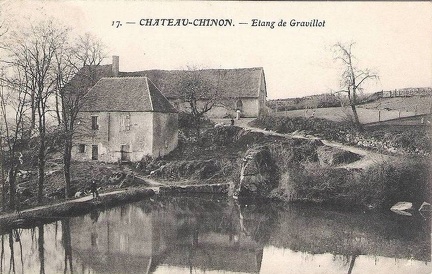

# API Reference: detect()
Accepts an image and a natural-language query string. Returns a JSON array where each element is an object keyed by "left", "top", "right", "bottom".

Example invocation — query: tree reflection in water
[
  {"left": 38, "top": 225, "right": 44, "bottom": 274},
  {"left": 62, "top": 219, "right": 73, "bottom": 274},
  {"left": 8, "top": 230, "right": 14, "bottom": 273},
  {"left": 0, "top": 196, "right": 429, "bottom": 273}
]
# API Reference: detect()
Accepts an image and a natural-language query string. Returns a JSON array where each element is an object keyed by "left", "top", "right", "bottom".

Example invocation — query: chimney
[{"left": 112, "top": 55, "right": 119, "bottom": 77}]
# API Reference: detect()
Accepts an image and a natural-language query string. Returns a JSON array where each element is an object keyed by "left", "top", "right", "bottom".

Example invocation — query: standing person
[
  {"left": 230, "top": 117, "right": 235, "bottom": 126},
  {"left": 90, "top": 180, "right": 99, "bottom": 199}
]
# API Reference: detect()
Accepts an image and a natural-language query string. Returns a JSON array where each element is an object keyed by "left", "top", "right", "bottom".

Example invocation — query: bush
[
  {"left": 251, "top": 115, "right": 431, "bottom": 155},
  {"left": 178, "top": 112, "right": 215, "bottom": 141},
  {"left": 269, "top": 156, "right": 431, "bottom": 209}
]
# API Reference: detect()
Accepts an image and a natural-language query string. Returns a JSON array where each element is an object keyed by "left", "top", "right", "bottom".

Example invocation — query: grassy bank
[
  {"left": 0, "top": 187, "right": 155, "bottom": 232},
  {"left": 137, "top": 124, "right": 431, "bottom": 210},
  {"left": 269, "top": 150, "right": 431, "bottom": 209},
  {"left": 4, "top": 118, "right": 430, "bottom": 217},
  {"left": 0, "top": 182, "right": 233, "bottom": 233},
  {"left": 250, "top": 115, "right": 431, "bottom": 155}
]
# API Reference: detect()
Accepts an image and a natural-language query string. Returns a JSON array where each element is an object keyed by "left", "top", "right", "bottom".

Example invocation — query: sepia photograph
[{"left": 0, "top": 1, "right": 430, "bottom": 273}]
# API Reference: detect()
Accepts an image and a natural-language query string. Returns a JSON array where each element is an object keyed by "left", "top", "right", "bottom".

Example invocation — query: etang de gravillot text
[{"left": 138, "top": 18, "right": 326, "bottom": 28}]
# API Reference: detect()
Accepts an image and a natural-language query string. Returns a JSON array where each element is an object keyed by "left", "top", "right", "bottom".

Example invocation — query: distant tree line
[{"left": 267, "top": 93, "right": 342, "bottom": 111}]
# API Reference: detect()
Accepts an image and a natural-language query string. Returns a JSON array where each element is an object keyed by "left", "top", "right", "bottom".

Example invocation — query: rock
[
  {"left": 391, "top": 209, "right": 413, "bottom": 216},
  {"left": 419, "top": 202, "right": 431, "bottom": 212},
  {"left": 391, "top": 201, "right": 413, "bottom": 211},
  {"left": 234, "top": 146, "right": 279, "bottom": 198},
  {"left": 317, "top": 146, "right": 362, "bottom": 167}
]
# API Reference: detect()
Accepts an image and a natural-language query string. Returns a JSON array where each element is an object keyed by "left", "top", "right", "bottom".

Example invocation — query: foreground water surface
[{"left": 0, "top": 195, "right": 430, "bottom": 274}]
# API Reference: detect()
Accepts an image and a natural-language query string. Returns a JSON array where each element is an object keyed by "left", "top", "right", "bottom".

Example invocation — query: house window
[
  {"left": 78, "top": 144, "right": 85, "bottom": 153},
  {"left": 91, "top": 116, "right": 99, "bottom": 130},
  {"left": 120, "top": 114, "right": 131, "bottom": 131},
  {"left": 92, "top": 145, "right": 98, "bottom": 160}
]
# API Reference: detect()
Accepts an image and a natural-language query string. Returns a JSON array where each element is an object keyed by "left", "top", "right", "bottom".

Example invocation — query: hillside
[
  {"left": 268, "top": 87, "right": 432, "bottom": 112},
  {"left": 361, "top": 96, "right": 432, "bottom": 114}
]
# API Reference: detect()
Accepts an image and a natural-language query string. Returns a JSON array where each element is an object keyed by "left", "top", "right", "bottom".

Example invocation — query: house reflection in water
[
  {"left": 0, "top": 197, "right": 429, "bottom": 273},
  {"left": 70, "top": 199, "right": 268, "bottom": 273}
]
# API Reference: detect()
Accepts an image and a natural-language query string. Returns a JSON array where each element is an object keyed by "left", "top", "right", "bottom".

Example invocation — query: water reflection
[{"left": 0, "top": 196, "right": 430, "bottom": 273}]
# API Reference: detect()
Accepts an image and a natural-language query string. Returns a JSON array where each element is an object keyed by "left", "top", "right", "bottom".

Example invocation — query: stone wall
[
  {"left": 152, "top": 112, "right": 179, "bottom": 157},
  {"left": 73, "top": 111, "right": 178, "bottom": 162}
]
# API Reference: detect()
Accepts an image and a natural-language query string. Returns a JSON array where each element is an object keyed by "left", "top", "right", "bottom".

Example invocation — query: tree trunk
[
  {"left": 350, "top": 88, "right": 363, "bottom": 131},
  {"left": 30, "top": 92, "right": 36, "bottom": 130},
  {"left": 37, "top": 137, "right": 45, "bottom": 205},
  {"left": 55, "top": 90, "right": 61, "bottom": 126},
  {"left": 63, "top": 139, "right": 72, "bottom": 199},
  {"left": 1, "top": 139, "right": 5, "bottom": 211},
  {"left": 350, "top": 104, "right": 363, "bottom": 131},
  {"left": 8, "top": 168, "right": 16, "bottom": 210},
  {"left": 37, "top": 101, "right": 46, "bottom": 205}
]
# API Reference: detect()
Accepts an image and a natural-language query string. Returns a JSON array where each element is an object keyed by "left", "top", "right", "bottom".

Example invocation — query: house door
[
  {"left": 235, "top": 99, "right": 243, "bottom": 111},
  {"left": 120, "top": 145, "right": 130, "bottom": 161},
  {"left": 91, "top": 145, "right": 98, "bottom": 160}
]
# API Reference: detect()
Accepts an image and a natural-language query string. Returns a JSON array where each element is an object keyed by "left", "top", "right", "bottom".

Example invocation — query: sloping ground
[
  {"left": 361, "top": 95, "right": 432, "bottom": 113},
  {"left": 271, "top": 95, "right": 432, "bottom": 124},
  {"left": 250, "top": 115, "right": 431, "bottom": 155},
  {"left": 272, "top": 106, "right": 418, "bottom": 124},
  {"left": 218, "top": 118, "right": 431, "bottom": 209},
  {"left": 318, "top": 138, "right": 393, "bottom": 169},
  {"left": 223, "top": 117, "right": 392, "bottom": 170}
]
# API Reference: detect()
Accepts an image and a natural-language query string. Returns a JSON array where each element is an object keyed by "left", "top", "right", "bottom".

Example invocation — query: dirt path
[
  {"left": 213, "top": 118, "right": 396, "bottom": 169},
  {"left": 0, "top": 182, "right": 229, "bottom": 226}
]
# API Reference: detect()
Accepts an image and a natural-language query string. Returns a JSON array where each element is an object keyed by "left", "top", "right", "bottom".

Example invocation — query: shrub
[{"left": 251, "top": 115, "right": 431, "bottom": 155}]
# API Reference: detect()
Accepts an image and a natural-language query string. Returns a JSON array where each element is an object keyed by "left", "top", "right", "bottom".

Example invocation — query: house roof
[
  {"left": 80, "top": 77, "right": 177, "bottom": 113},
  {"left": 62, "top": 64, "right": 113, "bottom": 100},
  {"left": 119, "top": 67, "right": 265, "bottom": 99}
]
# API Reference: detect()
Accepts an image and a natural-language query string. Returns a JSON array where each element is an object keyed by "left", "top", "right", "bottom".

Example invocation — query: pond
[{"left": 0, "top": 195, "right": 430, "bottom": 274}]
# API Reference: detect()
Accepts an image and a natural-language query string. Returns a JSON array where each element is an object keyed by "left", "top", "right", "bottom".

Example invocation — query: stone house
[
  {"left": 122, "top": 65, "right": 268, "bottom": 118},
  {"left": 80, "top": 56, "right": 267, "bottom": 118},
  {"left": 72, "top": 77, "right": 178, "bottom": 162}
]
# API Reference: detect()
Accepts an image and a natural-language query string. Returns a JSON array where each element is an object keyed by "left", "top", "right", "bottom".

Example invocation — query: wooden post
[
  {"left": 398, "top": 110, "right": 401, "bottom": 118},
  {"left": 378, "top": 110, "right": 381, "bottom": 122}
]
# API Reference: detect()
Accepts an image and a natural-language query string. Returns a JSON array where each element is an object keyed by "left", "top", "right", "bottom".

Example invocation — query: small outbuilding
[{"left": 72, "top": 77, "right": 178, "bottom": 162}]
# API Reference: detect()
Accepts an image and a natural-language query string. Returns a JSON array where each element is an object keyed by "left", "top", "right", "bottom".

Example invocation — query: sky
[{"left": 1, "top": 1, "right": 431, "bottom": 99}]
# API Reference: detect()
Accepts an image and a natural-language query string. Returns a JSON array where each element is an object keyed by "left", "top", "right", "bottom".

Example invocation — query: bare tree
[
  {"left": 55, "top": 33, "right": 105, "bottom": 198},
  {"left": 2, "top": 20, "right": 69, "bottom": 204},
  {"left": 178, "top": 68, "right": 220, "bottom": 137},
  {"left": 0, "top": 71, "right": 30, "bottom": 210},
  {"left": 333, "top": 42, "right": 379, "bottom": 130}
]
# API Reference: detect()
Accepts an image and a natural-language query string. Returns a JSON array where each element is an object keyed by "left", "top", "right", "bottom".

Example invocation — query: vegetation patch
[
  {"left": 316, "top": 146, "right": 362, "bottom": 166},
  {"left": 269, "top": 158, "right": 431, "bottom": 210},
  {"left": 251, "top": 115, "right": 431, "bottom": 155},
  {"left": 150, "top": 159, "right": 223, "bottom": 180}
]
